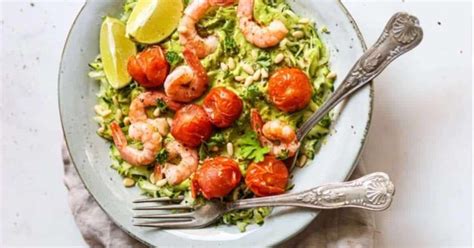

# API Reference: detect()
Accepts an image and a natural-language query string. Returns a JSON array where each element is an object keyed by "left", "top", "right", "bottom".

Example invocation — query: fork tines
[
  {"left": 132, "top": 196, "right": 184, "bottom": 204},
  {"left": 132, "top": 196, "right": 197, "bottom": 228}
]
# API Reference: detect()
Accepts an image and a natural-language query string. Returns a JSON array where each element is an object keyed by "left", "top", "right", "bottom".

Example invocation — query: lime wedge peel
[
  {"left": 126, "top": 0, "right": 184, "bottom": 44},
  {"left": 100, "top": 17, "right": 137, "bottom": 89}
]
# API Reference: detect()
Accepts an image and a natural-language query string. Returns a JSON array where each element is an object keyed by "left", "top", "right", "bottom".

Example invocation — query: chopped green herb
[
  {"left": 235, "top": 131, "right": 270, "bottom": 162},
  {"left": 165, "top": 51, "right": 183, "bottom": 69},
  {"left": 156, "top": 98, "right": 168, "bottom": 112},
  {"left": 207, "top": 132, "right": 226, "bottom": 148},
  {"left": 155, "top": 149, "right": 168, "bottom": 164}
]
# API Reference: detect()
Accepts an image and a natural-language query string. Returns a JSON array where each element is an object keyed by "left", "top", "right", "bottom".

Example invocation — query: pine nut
[
  {"left": 261, "top": 69, "right": 269, "bottom": 79},
  {"left": 280, "top": 38, "right": 289, "bottom": 47},
  {"left": 292, "top": 31, "right": 304, "bottom": 39},
  {"left": 274, "top": 53, "right": 285, "bottom": 64},
  {"left": 123, "top": 117, "right": 131, "bottom": 125},
  {"left": 112, "top": 96, "right": 119, "bottom": 106},
  {"left": 298, "top": 18, "right": 310, "bottom": 24},
  {"left": 94, "top": 105, "right": 111, "bottom": 116},
  {"left": 226, "top": 143, "right": 234, "bottom": 156},
  {"left": 155, "top": 179, "right": 167, "bottom": 187},
  {"left": 297, "top": 155, "right": 308, "bottom": 167},
  {"left": 252, "top": 69, "right": 261, "bottom": 81},
  {"left": 97, "top": 125, "right": 105, "bottom": 133},
  {"left": 242, "top": 64, "right": 255, "bottom": 75},
  {"left": 220, "top": 62, "right": 229, "bottom": 71},
  {"left": 326, "top": 71, "right": 337, "bottom": 80},
  {"left": 150, "top": 173, "right": 157, "bottom": 184},
  {"left": 297, "top": 60, "right": 306, "bottom": 69},
  {"left": 227, "top": 58, "right": 236, "bottom": 70},
  {"left": 251, "top": 50, "right": 258, "bottom": 59},
  {"left": 123, "top": 178, "right": 135, "bottom": 187},
  {"left": 234, "top": 75, "right": 245, "bottom": 82},
  {"left": 93, "top": 116, "right": 104, "bottom": 123},
  {"left": 244, "top": 77, "right": 254, "bottom": 86},
  {"left": 153, "top": 108, "right": 161, "bottom": 117},
  {"left": 115, "top": 109, "right": 122, "bottom": 121}
]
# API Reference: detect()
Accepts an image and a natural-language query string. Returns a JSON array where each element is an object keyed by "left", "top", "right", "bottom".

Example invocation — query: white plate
[{"left": 59, "top": 0, "right": 373, "bottom": 246}]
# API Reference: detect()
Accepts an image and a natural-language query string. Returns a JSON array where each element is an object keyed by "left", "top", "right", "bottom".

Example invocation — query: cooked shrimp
[
  {"left": 110, "top": 122, "right": 162, "bottom": 166},
  {"left": 164, "top": 49, "right": 209, "bottom": 103},
  {"left": 209, "top": 0, "right": 235, "bottom": 6},
  {"left": 129, "top": 91, "right": 183, "bottom": 123},
  {"left": 162, "top": 140, "right": 199, "bottom": 185},
  {"left": 250, "top": 109, "right": 299, "bottom": 158},
  {"left": 178, "top": 0, "right": 220, "bottom": 58},
  {"left": 237, "top": 0, "right": 288, "bottom": 48}
]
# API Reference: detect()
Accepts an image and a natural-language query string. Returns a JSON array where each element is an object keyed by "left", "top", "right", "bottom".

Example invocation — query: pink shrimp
[
  {"left": 164, "top": 49, "right": 209, "bottom": 103},
  {"left": 129, "top": 91, "right": 183, "bottom": 123},
  {"left": 110, "top": 122, "right": 162, "bottom": 166},
  {"left": 162, "top": 140, "right": 199, "bottom": 185},
  {"left": 237, "top": 0, "right": 288, "bottom": 48},
  {"left": 250, "top": 109, "right": 299, "bottom": 158},
  {"left": 178, "top": 0, "right": 235, "bottom": 58}
]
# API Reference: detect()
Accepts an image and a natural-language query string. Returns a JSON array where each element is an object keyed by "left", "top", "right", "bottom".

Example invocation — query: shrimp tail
[
  {"left": 250, "top": 108, "right": 264, "bottom": 135},
  {"left": 110, "top": 122, "right": 127, "bottom": 149},
  {"left": 209, "top": 0, "right": 235, "bottom": 6},
  {"left": 183, "top": 49, "right": 209, "bottom": 85}
]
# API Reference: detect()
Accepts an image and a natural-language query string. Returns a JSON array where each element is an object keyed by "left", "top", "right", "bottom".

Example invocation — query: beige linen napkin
[{"left": 63, "top": 146, "right": 375, "bottom": 247}]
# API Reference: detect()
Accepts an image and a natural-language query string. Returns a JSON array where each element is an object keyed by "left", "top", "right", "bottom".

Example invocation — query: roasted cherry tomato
[
  {"left": 127, "top": 46, "right": 169, "bottom": 88},
  {"left": 203, "top": 87, "right": 243, "bottom": 128},
  {"left": 192, "top": 156, "right": 242, "bottom": 199},
  {"left": 171, "top": 104, "right": 213, "bottom": 147},
  {"left": 245, "top": 155, "right": 289, "bottom": 196},
  {"left": 268, "top": 68, "right": 312, "bottom": 113}
]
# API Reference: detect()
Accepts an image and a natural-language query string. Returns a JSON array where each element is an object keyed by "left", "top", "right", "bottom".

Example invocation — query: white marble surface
[{"left": 0, "top": 0, "right": 471, "bottom": 247}]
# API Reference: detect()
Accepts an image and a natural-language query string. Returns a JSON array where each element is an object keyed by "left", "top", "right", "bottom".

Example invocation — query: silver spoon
[{"left": 291, "top": 12, "right": 423, "bottom": 169}]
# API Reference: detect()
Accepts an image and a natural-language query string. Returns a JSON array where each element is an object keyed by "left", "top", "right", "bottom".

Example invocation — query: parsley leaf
[
  {"left": 198, "top": 143, "right": 208, "bottom": 161},
  {"left": 241, "top": 84, "right": 262, "bottom": 102},
  {"left": 223, "top": 36, "right": 238, "bottom": 56},
  {"left": 165, "top": 51, "right": 183, "bottom": 69},
  {"left": 235, "top": 131, "right": 270, "bottom": 162},
  {"left": 156, "top": 98, "right": 168, "bottom": 112},
  {"left": 256, "top": 52, "right": 271, "bottom": 68},
  {"left": 207, "top": 132, "right": 226, "bottom": 148},
  {"left": 155, "top": 149, "right": 168, "bottom": 164}
]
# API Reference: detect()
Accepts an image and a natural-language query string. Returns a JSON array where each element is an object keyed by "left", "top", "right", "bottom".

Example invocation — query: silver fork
[
  {"left": 133, "top": 172, "right": 394, "bottom": 228},
  {"left": 133, "top": 12, "right": 422, "bottom": 229}
]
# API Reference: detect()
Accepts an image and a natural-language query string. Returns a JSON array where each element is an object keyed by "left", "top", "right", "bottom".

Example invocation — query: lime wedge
[
  {"left": 126, "top": 0, "right": 183, "bottom": 44},
  {"left": 100, "top": 17, "right": 137, "bottom": 89}
]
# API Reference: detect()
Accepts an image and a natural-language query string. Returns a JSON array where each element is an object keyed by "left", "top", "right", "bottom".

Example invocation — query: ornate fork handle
[
  {"left": 229, "top": 172, "right": 395, "bottom": 211},
  {"left": 297, "top": 12, "right": 423, "bottom": 140}
]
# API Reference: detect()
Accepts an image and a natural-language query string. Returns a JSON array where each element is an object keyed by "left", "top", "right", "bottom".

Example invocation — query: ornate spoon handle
[
  {"left": 229, "top": 172, "right": 395, "bottom": 211},
  {"left": 297, "top": 12, "right": 423, "bottom": 140}
]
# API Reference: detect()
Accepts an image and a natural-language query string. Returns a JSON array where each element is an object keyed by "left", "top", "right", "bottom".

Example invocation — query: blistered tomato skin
[
  {"left": 203, "top": 87, "right": 243, "bottom": 128},
  {"left": 245, "top": 155, "right": 289, "bottom": 197},
  {"left": 171, "top": 104, "right": 213, "bottom": 147},
  {"left": 192, "top": 157, "right": 242, "bottom": 199},
  {"left": 268, "top": 68, "right": 312, "bottom": 113},
  {"left": 127, "top": 46, "right": 169, "bottom": 88}
]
